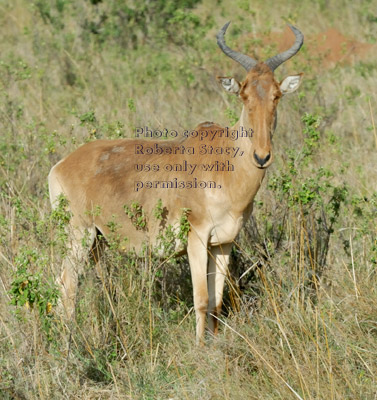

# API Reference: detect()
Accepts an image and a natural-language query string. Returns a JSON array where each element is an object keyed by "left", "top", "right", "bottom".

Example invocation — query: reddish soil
[{"left": 250, "top": 27, "right": 375, "bottom": 69}]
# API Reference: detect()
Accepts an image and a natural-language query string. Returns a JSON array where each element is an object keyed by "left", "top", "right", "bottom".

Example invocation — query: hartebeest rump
[{"left": 49, "top": 22, "right": 304, "bottom": 344}]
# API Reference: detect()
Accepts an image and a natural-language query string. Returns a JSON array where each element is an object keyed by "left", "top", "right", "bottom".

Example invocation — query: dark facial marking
[{"left": 256, "top": 83, "right": 266, "bottom": 99}]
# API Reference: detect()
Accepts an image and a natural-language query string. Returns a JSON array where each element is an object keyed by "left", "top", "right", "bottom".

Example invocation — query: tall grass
[{"left": 0, "top": 0, "right": 376, "bottom": 398}]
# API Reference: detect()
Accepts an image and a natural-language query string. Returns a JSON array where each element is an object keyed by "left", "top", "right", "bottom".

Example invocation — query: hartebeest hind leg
[
  {"left": 49, "top": 167, "right": 97, "bottom": 318},
  {"left": 207, "top": 243, "right": 232, "bottom": 336},
  {"left": 187, "top": 232, "right": 209, "bottom": 345},
  {"left": 58, "top": 225, "right": 97, "bottom": 318}
]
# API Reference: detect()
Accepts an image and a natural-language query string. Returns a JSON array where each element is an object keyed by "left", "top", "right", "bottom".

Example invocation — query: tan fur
[{"left": 49, "top": 61, "right": 302, "bottom": 344}]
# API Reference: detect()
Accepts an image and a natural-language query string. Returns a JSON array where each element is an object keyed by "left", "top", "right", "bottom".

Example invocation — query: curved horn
[
  {"left": 216, "top": 21, "right": 257, "bottom": 71},
  {"left": 265, "top": 24, "right": 304, "bottom": 71}
]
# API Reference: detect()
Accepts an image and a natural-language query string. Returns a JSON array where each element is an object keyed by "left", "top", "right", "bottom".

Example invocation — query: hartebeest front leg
[
  {"left": 207, "top": 243, "right": 232, "bottom": 336},
  {"left": 187, "top": 233, "right": 209, "bottom": 345}
]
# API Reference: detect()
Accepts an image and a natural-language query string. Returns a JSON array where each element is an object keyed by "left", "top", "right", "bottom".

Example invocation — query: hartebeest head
[{"left": 217, "top": 22, "right": 304, "bottom": 168}]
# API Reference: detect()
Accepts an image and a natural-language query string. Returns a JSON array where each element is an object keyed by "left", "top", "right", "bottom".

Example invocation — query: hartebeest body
[{"left": 49, "top": 22, "right": 304, "bottom": 343}]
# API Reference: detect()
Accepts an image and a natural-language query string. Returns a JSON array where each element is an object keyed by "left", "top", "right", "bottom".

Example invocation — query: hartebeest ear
[
  {"left": 217, "top": 77, "right": 241, "bottom": 95},
  {"left": 279, "top": 73, "right": 303, "bottom": 95}
]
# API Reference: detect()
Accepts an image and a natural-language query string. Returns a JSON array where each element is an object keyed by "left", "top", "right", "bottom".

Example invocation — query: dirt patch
[
  {"left": 309, "top": 28, "right": 373, "bottom": 66},
  {"left": 249, "top": 27, "right": 374, "bottom": 69}
]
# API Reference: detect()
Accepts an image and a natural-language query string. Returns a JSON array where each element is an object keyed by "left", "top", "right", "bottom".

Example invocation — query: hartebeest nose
[{"left": 253, "top": 151, "right": 271, "bottom": 167}]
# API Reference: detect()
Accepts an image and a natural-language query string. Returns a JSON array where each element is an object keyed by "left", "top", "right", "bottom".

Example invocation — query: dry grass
[{"left": 0, "top": 0, "right": 377, "bottom": 399}]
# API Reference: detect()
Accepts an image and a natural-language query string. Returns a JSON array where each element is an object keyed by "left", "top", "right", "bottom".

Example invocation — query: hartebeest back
[{"left": 49, "top": 21, "right": 304, "bottom": 344}]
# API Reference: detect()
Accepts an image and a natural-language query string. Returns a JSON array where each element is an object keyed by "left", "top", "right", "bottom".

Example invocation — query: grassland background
[{"left": 0, "top": 0, "right": 376, "bottom": 399}]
